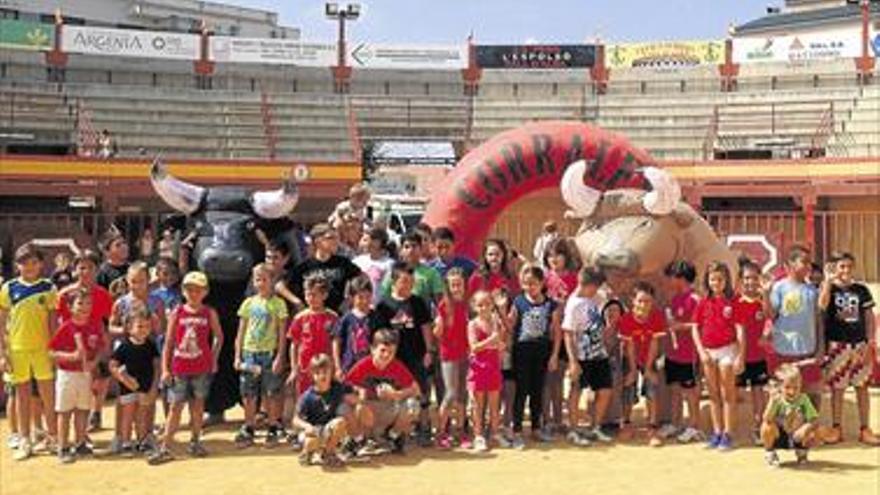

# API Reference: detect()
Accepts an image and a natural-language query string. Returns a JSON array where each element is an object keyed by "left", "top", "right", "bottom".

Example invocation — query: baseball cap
[{"left": 182, "top": 271, "right": 209, "bottom": 288}]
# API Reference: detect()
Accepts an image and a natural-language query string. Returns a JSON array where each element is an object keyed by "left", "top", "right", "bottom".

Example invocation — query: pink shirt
[
  {"left": 545, "top": 270, "right": 578, "bottom": 303},
  {"left": 666, "top": 290, "right": 699, "bottom": 364},
  {"left": 171, "top": 305, "right": 213, "bottom": 376}
]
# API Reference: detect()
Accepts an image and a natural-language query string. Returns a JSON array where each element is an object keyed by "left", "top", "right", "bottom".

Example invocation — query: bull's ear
[{"left": 670, "top": 203, "right": 697, "bottom": 228}]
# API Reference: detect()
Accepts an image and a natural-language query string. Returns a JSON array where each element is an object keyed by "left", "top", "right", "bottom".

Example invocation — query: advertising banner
[
  {"left": 607, "top": 40, "right": 723, "bottom": 68},
  {"left": 476, "top": 44, "right": 596, "bottom": 69},
  {"left": 210, "top": 36, "right": 336, "bottom": 66},
  {"left": 0, "top": 19, "right": 54, "bottom": 51},
  {"left": 348, "top": 43, "right": 467, "bottom": 69},
  {"left": 733, "top": 28, "right": 863, "bottom": 63},
  {"left": 62, "top": 25, "right": 200, "bottom": 60}
]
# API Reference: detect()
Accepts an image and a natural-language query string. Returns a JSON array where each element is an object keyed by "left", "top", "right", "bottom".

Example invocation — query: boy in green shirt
[{"left": 761, "top": 363, "right": 819, "bottom": 468}]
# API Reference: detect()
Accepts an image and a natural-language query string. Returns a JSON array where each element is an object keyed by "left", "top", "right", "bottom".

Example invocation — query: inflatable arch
[{"left": 423, "top": 121, "right": 677, "bottom": 258}]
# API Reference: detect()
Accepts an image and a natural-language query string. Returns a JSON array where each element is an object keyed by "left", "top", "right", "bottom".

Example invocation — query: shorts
[
  {"left": 665, "top": 359, "right": 698, "bottom": 389},
  {"left": 577, "top": 358, "right": 613, "bottom": 391},
  {"left": 364, "top": 398, "right": 419, "bottom": 436},
  {"left": 768, "top": 354, "right": 822, "bottom": 386},
  {"left": 736, "top": 360, "right": 770, "bottom": 388},
  {"left": 56, "top": 370, "right": 92, "bottom": 412},
  {"left": 239, "top": 351, "right": 283, "bottom": 398},
  {"left": 8, "top": 350, "right": 54, "bottom": 385},
  {"left": 118, "top": 392, "right": 152, "bottom": 407},
  {"left": 168, "top": 373, "right": 212, "bottom": 403},
  {"left": 824, "top": 341, "right": 872, "bottom": 390},
  {"left": 770, "top": 425, "right": 806, "bottom": 451},
  {"left": 705, "top": 343, "right": 738, "bottom": 367},
  {"left": 299, "top": 417, "right": 347, "bottom": 447},
  {"left": 441, "top": 359, "right": 468, "bottom": 406}
]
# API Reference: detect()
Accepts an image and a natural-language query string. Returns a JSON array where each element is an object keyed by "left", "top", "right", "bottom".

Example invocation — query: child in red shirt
[
  {"left": 619, "top": 281, "right": 666, "bottom": 446},
  {"left": 288, "top": 275, "right": 338, "bottom": 396},
  {"left": 467, "top": 239, "right": 519, "bottom": 297},
  {"left": 736, "top": 260, "right": 771, "bottom": 444},
  {"left": 692, "top": 262, "right": 745, "bottom": 451},
  {"left": 49, "top": 288, "right": 103, "bottom": 463},
  {"left": 433, "top": 268, "right": 470, "bottom": 449}
]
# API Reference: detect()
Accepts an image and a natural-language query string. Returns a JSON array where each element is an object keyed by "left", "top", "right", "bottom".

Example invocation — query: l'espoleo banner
[
  {"left": 607, "top": 40, "right": 723, "bottom": 69},
  {"left": 62, "top": 25, "right": 200, "bottom": 60},
  {"left": 0, "top": 19, "right": 54, "bottom": 51},
  {"left": 210, "top": 36, "right": 336, "bottom": 66},
  {"left": 733, "top": 28, "right": 864, "bottom": 64}
]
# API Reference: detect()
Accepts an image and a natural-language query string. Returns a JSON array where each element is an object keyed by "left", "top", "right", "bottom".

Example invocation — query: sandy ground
[{"left": 1, "top": 390, "right": 878, "bottom": 495}]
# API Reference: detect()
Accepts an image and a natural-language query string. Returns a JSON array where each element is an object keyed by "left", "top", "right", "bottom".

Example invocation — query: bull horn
[
  {"left": 560, "top": 160, "right": 602, "bottom": 217},
  {"left": 149, "top": 157, "right": 205, "bottom": 215},
  {"left": 251, "top": 175, "right": 299, "bottom": 219},
  {"left": 640, "top": 166, "right": 681, "bottom": 215}
]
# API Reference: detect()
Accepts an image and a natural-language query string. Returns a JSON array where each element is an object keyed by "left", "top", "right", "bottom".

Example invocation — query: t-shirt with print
[
  {"left": 436, "top": 298, "right": 469, "bottom": 361},
  {"left": 297, "top": 380, "right": 353, "bottom": 426},
  {"left": 0, "top": 278, "right": 58, "bottom": 352},
  {"left": 666, "top": 290, "right": 699, "bottom": 364},
  {"left": 237, "top": 294, "right": 289, "bottom": 354},
  {"left": 170, "top": 305, "right": 214, "bottom": 376},
  {"left": 369, "top": 295, "right": 431, "bottom": 371},
  {"left": 345, "top": 356, "right": 415, "bottom": 397},
  {"left": 111, "top": 337, "right": 159, "bottom": 395},
  {"left": 736, "top": 295, "right": 768, "bottom": 363},
  {"left": 150, "top": 285, "right": 182, "bottom": 316},
  {"left": 824, "top": 283, "right": 874, "bottom": 344},
  {"left": 49, "top": 319, "right": 105, "bottom": 372},
  {"left": 770, "top": 279, "right": 818, "bottom": 356},
  {"left": 512, "top": 294, "right": 557, "bottom": 344},
  {"left": 57, "top": 284, "right": 113, "bottom": 326},
  {"left": 288, "top": 309, "right": 337, "bottom": 373},
  {"left": 380, "top": 264, "right": 445, "bottom": 307},
  {"left": 619, "top": 309, "right": 665, "bottom": 368},
  {"left": 562, "top": 294, "right": 607, "bottom": 361},
  {"left": 332, "top": 309, "right": 372, "bottom": 372},
  {"left": 767, "top": 393, "right": 819, "bottom": 433},
  {"left": 693, "top": 295, "right": 738, "bottom": 349},
  {"left": 353, "top": 254, "right": 394, "bottom": 304},
  {"left": 428, "top": 256, "right": 478, "bottom": 279},
  {"left": 286, "top": 255, "right": 362, "bottom": 313}
]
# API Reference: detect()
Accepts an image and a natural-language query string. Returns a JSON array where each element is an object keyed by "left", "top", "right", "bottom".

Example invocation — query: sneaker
[
  {"left": 648, "top": 434, "right": 663, "bottom": 447},
  {"left": 188, "top": 439, "right": 208, "bottom": 458},
  {"left": 795, "top": 448, "right": 809, "bottom": 464},
  {"left": 474, "top": 435, "right": 489, "bottom": 452},
  {"left": 592, "top": 427, "right": 613, "bottom": 443},
  {"left": 658, "top": 424, "right": 679, "bottom": 439},
  {"left": 235, "top": 426, "right": 255, "bottom": 448},
  {"left": 534, "top": 428, "right": 554, "bottom": 443},
  {"left": 858, "top": 427, "right": 880, "bottom": 446},
  {"left": 567, "top": 431, "right": 592, "bottom": 447},
  {"left": 137, "top": 434, "right": 158, "bottom": 455},
  {"left": 287, "top": 432, "right": 303, "bottom": 451},
  {"left": 717, "top": 433, "right": 734, "bottom": 451},
  {"left": 511, "top": 434, "right": 526, "bottom": 450},
  {"left": 677, "top": 427, "right": 704, "bottom": 444},
  {"left": 764, "top": 450, "right": 781, "bottom": 468},
  {"left": 147, "top": 447, "right": 173, "bottom": 466},
  {"left": 265, "top": 426, "right": 281, "bottom": 448},
  {"left": 75, "top": 442, "right": 94, "bottom": 456},
  {"left": 358, "top": 439, "right": 383, "bottom": 456},
  {"left": 389, "top": 433, "right": 406, "bottom": 455},
  {"left": 495, "top": 432, "right": 513, "bottom": 449},
  {"left": 58, "top": 446, "right": 76, "bottom": 464},
  {"left": 458, "top": 434, "right": 473, "bottom": 449},
  {"left": 6, "top": 433, "right": 21, "bottom": 450},
  {"left": 120, "top": 442, "right": 136, "bottom": 458},
  {"left": 13, "top": 438, "right": 32, "bottom": 461},
  {"left": 109, "top": 436, "right": 124, "bottom": 455},
  {"left": 87, "top": 411, "right": 102, "bottom": 432},
  {"left": 436, "top": 433, "right": 452, "bottom": 450},
  {"left": 706, "top": 432, "right": 722, "bottom": 449},
  {"left": 416, "top": 428, "right": 433, "bottom": 448}
]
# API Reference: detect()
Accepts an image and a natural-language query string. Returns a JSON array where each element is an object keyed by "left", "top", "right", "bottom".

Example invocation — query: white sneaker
[
  {"left": 13, "top": 439, "right": 32, "bottom": 461},
  {"left": 109, "top": 436, "right": 124, "bottom": 455},
  {"left": 567, "top": 430, "right": 592, "bottom": 447},
  {"left": 6, "top": 433, "right": 21, "bottom": 450},
  {"left": 494, "top": 433, "right": 512, "bottom": 449},
  {"left": 474, "top": 435, "right": 488, "bottom": 453},
  {"left": 677, "top": 427, "right": 704, "bottom": 443},
  {"left": 765, "top": 450, "right": 781, "bottom": 468},
  {"left": 592, "top": 427, "right": 613, "bottom": 443},
  {"left": 658, "top": 424, "right": 679, "bottom": 439}
]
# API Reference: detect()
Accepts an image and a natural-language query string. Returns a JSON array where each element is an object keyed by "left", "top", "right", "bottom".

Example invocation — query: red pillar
[
  {"left": 589, "top": 44, "right": 609, "bottom": 95},
  {"left": 854, "top": 0, "right": 875, "bottom": 84},
  {"left": 461, "top": 37, "right": 482, "bottom": 96},
  {"left": 331, "top": 16, "right": 352, "bottom": 94},
  {"left": 44, "top": 12, "right": 68, "bottom": 68},
  {"left": 802, "top": 193, "right": 816, "bottom": 253},
  {"left": 193, "top": 24, "right": 215, "bottom": 77},
  {"left": 718, "top": 38, "right": 739, "bottom": 92}
]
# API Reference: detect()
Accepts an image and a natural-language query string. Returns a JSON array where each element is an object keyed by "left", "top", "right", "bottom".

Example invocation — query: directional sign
[{"left": 348, "top": 43, "right": 468, "bottom": 70}]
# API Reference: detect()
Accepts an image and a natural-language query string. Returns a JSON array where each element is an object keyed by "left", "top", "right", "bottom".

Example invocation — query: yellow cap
[{"left": 182, "top": 271, "right": 209, "bottom": 288}]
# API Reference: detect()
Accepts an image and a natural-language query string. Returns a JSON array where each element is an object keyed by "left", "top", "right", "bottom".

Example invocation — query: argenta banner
[
  {"left": 210, "top": 36, "right": 336, "bottom": 66},
  {"left": 607, "top": 40, "right": 723, "bottom": 68},
  {"left": 476, "top": 44, "right": 596, "bottom": 69},
  {"left": 62, "top": 25, "right": 200, "bottom": 60},
  {"left": 733, "top": 28, "right": 863, "bottom": 63},
  {"left": 0, "top": 19, "right": 54, "bottom": 51}
]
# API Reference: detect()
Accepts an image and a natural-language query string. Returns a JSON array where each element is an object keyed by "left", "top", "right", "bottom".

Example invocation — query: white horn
[
  {"left": 149, "top": 157, "right": 205, "bottom": 215},
  {"left": 561, "top": 160, "right": 602, "bottom": 217},
  {"left": 641, "top": 166, "right": 681, "bottom": 215},
  {"left": 251, "top": 176, "right": 299, "bottom": 219}
]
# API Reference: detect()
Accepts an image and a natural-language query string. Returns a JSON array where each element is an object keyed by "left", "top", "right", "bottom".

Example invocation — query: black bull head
[{"left": 150, "top": 158, "right": 302, "bottom": 284}]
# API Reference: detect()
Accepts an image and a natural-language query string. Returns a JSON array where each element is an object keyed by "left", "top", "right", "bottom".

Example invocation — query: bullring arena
[{"left": 1, "top": 1, "right": 879, "bottom": 494}]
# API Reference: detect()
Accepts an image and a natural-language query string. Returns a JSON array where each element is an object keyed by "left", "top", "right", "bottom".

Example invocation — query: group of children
[{"left": 1, "top": 222, "right": 877, "bottom": 470}]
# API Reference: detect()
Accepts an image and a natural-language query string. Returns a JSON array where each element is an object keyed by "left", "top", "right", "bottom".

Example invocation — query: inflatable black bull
[{"left": 150, "top": 159, "right": 302, "bottom": 416}]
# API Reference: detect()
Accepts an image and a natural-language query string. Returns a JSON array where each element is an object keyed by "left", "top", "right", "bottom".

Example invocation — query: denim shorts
[
  {"left": 239, "top": 351, "right": 283, "bottom": 398},
  {"left": 168, "top": 373, "right": 212, "bottom": 403}
]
